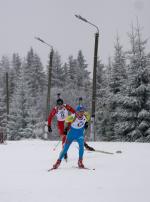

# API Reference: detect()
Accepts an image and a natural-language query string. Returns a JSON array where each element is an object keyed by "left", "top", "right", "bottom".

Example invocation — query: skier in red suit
[{"left": 48, "top": 95, "right": 75, "bottom": 160}]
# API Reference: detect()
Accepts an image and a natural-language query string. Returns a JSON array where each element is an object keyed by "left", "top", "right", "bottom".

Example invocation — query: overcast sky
[{"left": 0, "top": 0, "right": 150, "bottom": 72}]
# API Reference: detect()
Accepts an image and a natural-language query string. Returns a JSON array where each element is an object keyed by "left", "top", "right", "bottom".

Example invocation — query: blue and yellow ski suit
[{"left": 58, "top": 112, "right": 90, "bottom": 160}]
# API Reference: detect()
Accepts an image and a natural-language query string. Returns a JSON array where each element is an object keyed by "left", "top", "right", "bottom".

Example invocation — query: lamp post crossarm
[
  {"left": 87, "top": 21, "right": 99, "bottom": 34},
  {"left": 75, "top": 14, "right": 99, "bottom": 33}
]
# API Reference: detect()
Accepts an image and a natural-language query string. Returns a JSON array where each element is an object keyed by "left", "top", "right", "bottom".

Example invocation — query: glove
[
  {"left": 84, "top": 122, "right": 88, "bottom": 130},
  {"left": 48, "top": 126, "right": 52, "bottom": 133}
]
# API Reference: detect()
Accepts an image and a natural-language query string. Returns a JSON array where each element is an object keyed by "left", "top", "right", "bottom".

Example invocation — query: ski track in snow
[{"left": 0, "top": 140, "right": 150, "bottom": 202}]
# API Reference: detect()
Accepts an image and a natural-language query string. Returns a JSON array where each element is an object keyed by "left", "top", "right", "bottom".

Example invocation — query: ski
[
  {"left": 87, "top": 149, "right": 114, "bottom": 155},
  {"left": 48, "top": 167, "right": 95, "bottom": 171},
  {"left": 73, "top": 166, "right": 95, "bottom": 170}
]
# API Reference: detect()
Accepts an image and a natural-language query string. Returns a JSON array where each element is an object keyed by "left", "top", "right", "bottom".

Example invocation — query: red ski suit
[{"left": 48, "top": 104, "right": 75, "bottom": 146}]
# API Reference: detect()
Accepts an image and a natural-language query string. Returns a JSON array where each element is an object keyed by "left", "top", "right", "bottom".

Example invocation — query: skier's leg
[
  {"left": 58, "top": 130, "right": 74, "bottom": 160},
  {"left": 63, "top": 123, "right": 71, "bottom": 160},
  {"left": 53, "top": 133, "right": 74, "bottom": 169},
  {"left": 76, "top": 135, "right": 84, "bottom": 160},
  {"left": 77, "top": 135, "right": 85, "bottom": 168},
  {"left": 57, "top": 121, "right": 68, "bottom": 159},
  {"left": 57, "top": 121, "right": 66, "bottom": 146},
  {"left": 76, "top": 134, "right": 85, "bottom": 168},
  {"left": 61, "top": 135, "right": 67, "bottom": 147}
]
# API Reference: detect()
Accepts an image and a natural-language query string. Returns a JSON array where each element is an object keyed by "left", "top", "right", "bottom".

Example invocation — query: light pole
[
  {"left": 6, "top": 71, "right": 9, "bottom": 140},
  {"left": 6, "top": 72, "right": 9, "bottom": 118},
  {"left": 75, "top": 15, "right": 99, "bottom": 141},
  {"left": 35, "top": 37, "right": 53, "bottom": 122}
]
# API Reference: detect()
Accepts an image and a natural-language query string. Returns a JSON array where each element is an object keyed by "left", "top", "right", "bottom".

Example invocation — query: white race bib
[
  {"left": 71, "top": 116, "right": 87, "bottom": 129},
  {"left": 56, "top": 108, "right": 68, "bottom": 121}
]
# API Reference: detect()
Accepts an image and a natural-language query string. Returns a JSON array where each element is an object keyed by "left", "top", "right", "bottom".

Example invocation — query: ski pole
[{"left": 53, "top": 140, "right": 61, "bottom": 151}]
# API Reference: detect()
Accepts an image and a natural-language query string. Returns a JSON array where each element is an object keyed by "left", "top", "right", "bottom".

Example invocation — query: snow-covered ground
[{"left": 0, "top": 140, "right": 150, "bottom": 202}]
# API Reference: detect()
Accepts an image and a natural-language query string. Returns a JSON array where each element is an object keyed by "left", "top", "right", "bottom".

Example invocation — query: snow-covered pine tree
[
  {"left": 0, "top": 85, "right": 7, "bottom": 139},
  {"left": 76, "top": 50, "right": 91, "bottom": 89},
  {"left": 0, "top": 56, "right": 10, "bottom": 97},
  {"left": 8, "top": 68, "right": 30, "bottom": 140},
  {"left": 22, "top": 48, "right": 46, "bottom": 139},
  {"left": 62, "top": 62, "right": 69, "bottom": 88},
  {"left": 96, "top": 60, "right": 113, "bottom": 140},
  {"left": 9, "top": 53, "right": 22, "bottom": 98},
  {"left": 67, "top": 55, "right": 78, "bottom": 88},
  {"left": 114, "top": 25, "right": 150, "bottom": 142},
  {"left": 62, "top": 55, "right": 79, "bottom": 107},
  {"left": 76, "top": 50, "right": 91, "bottom": 109},
  {"left": 61, "top": 53, "right": 91, "bottom": 109},
  {"left": 109, "top": 36, "right": 127, "bottom": 94},
  {"left": 0, "top": 56, "right": 10, "bottom": 138},
  {"left": 107, "top": 36, "right": 127, "bottom": 140},
  {"left": 51, "top": 51, "right": 64, "bottom": 88},
  {"left": 59, "top": 62, "right": 76, "bottom": 105}
]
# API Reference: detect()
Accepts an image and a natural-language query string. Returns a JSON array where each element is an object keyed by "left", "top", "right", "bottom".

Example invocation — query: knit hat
[
  {"left": 76, "top": 105, "right": 85, "bottom": 112},
  {"left": 56, "top": 98, "right": 63, "bottom": 106}
]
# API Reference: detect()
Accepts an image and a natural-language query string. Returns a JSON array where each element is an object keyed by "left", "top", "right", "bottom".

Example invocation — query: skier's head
[
  {"left": 76, "top": 105, "right": 85, "bottom": 112},
  {"left": 76, "top": 105, "right": 85, "bottom": 118},
  {"left": 56, "top": 98, "right": 64, "bottom": 109}
]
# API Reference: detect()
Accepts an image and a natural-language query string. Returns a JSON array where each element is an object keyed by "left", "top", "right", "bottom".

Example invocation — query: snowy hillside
[{"left": 0, "top": 140, "right": 150, "bottom": 202}]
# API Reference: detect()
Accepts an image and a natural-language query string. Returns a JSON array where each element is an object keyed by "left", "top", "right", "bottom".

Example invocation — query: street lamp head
[
  {"left": 75, "top": 14, "right": 99, "bottom": 33},
  {"left": 34, "top": 36, "right": 53, "bottom": 49},
  {"left": 35, "top": 37, "right": 45, "bottom": 43},
  {"left": 75, "top": 14, "right": 88, "bottom": 23}
]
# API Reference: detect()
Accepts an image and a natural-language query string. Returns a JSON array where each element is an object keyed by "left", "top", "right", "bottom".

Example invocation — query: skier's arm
[
  {"left": 65, "top": 114, "right": 75, "bottom": 123},
  {"left": 48, "top": 108, "right": 57, "bottom": 127},
  {"left": 64, "top": 115, "right": 75, "bottom": 135},
  {"left": 84, "top": 112, "right": 90, "bottom": 130},
  {"left": 84, "top": 112, "right": 90, "bottom": 122},
  {"left": 84, "top": 112, "right": 95, "bottom": 151},
  {"left": 84, "top": 122, "right": 88, "bottom": 130},
  {"left": 65, "top": 104, "right": 76, "bottom": 114}
]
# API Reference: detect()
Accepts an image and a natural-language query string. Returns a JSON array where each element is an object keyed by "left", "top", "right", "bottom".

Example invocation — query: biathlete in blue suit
[{"left": 52, "top": 105, "right": 90, "bottom": 169}]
